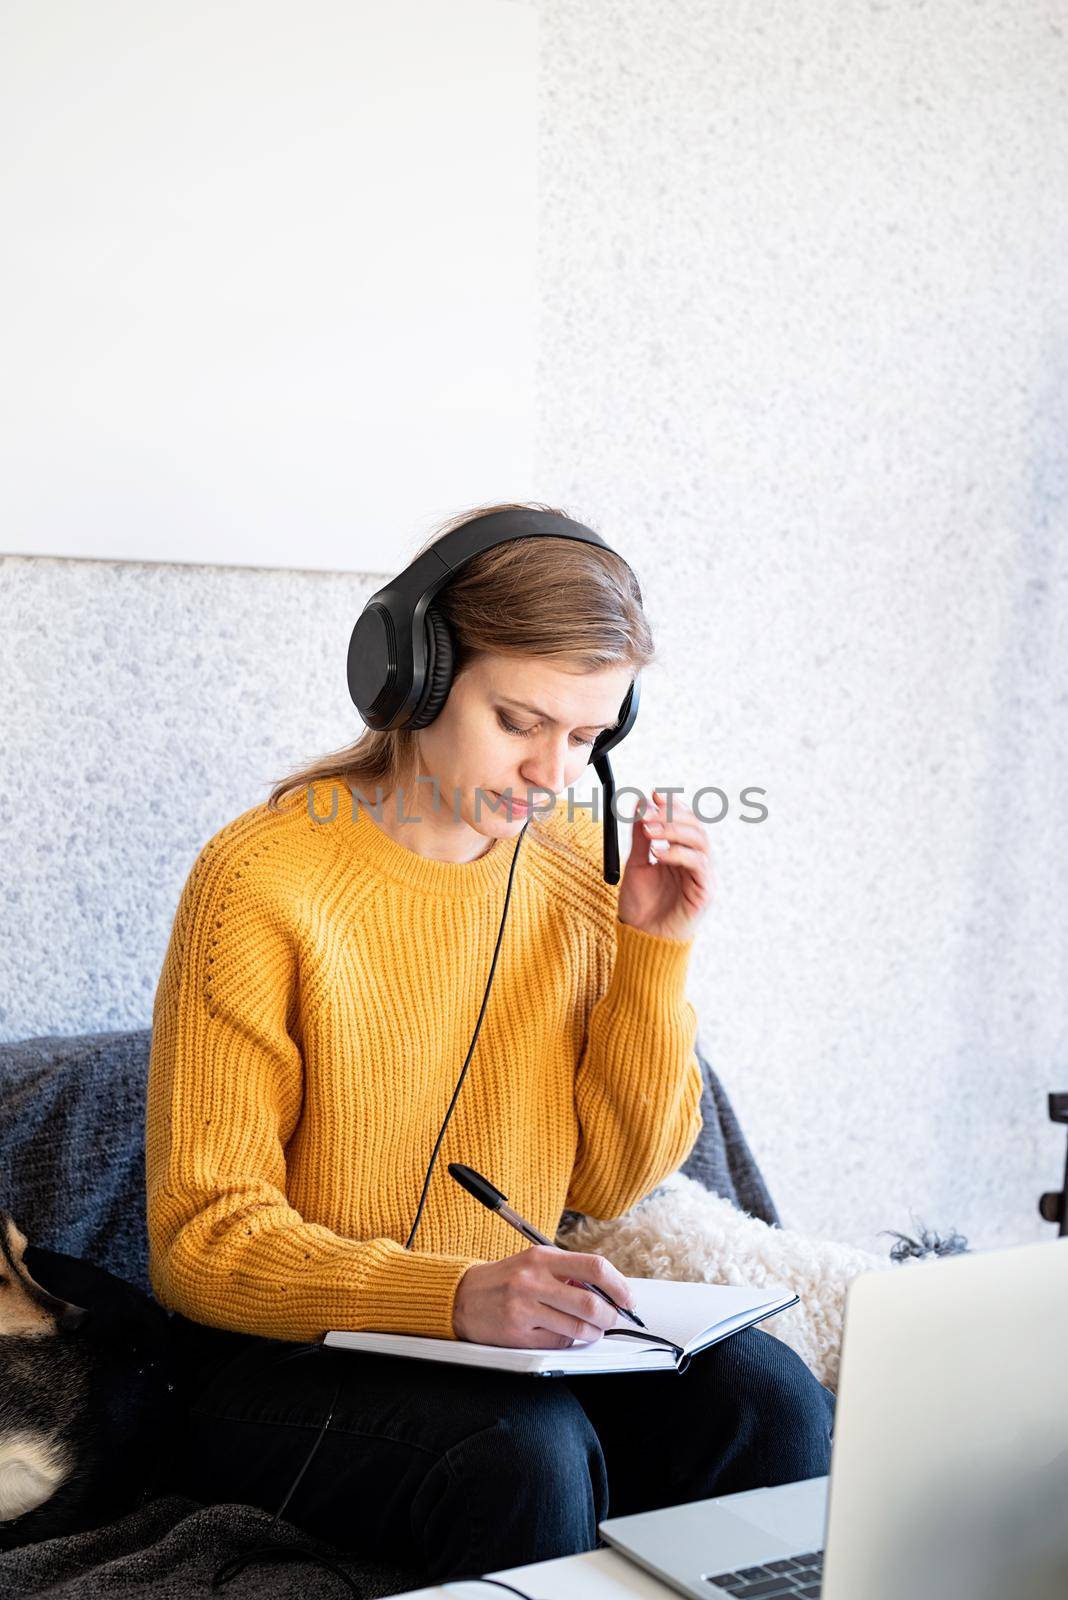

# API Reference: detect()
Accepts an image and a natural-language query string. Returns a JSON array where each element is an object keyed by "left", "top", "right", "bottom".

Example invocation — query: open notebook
[{"left": 323, "top": 1277, "right": 798, "bottom": 1375}]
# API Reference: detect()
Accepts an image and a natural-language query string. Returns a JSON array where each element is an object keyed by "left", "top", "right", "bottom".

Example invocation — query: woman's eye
[{"left": 496, "top": 713, "right": 595, "bottom": 748}]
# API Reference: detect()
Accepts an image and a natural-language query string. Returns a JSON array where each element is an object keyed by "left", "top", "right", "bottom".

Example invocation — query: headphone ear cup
[{"left": 408, "top": 607, "right": 455, "bottom": 729}]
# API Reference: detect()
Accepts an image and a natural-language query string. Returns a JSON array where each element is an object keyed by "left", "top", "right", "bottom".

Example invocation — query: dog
[{"left": 0, "top": 1212, "right": 178, "bottom": 1547}]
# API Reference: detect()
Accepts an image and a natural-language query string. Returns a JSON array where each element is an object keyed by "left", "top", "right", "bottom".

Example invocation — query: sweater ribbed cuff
[
  {"left": 350, "top": 1242, "right": 481, "bottom": 1341},
  {"left": 607, "top": 918, "right": 694, "bottom": 1013}
]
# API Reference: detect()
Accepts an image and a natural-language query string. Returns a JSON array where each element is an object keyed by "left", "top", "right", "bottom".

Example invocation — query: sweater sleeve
[
  {"left": 145, "top": 837, "right": 481, "bottom": 1343},
  {"left": 564, "top": 917, "right": 704, "bottom": 1220}
]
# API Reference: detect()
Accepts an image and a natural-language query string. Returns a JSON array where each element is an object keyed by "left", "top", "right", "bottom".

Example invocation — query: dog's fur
[
  {"left": 0, "top": 1213, "right": 178, "bottom": 1546},
  {"left": 0, "top": 1217, "right": 94, "bottom": 1524},
  {"left": 557, "top": 1171, "right": 896, "bottom": 1391}
]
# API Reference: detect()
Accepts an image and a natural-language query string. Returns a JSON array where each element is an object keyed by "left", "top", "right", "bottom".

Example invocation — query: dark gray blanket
[
  {"left": 0, "top": 1497, "right": 421, "bottom": 1598},
  {"left": 0, "top": 1025, "right": 777, "bottom": 1595}
]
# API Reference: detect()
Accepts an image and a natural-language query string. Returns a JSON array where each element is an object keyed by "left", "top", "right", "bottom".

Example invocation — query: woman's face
[{"left": 411, "top": 652, "right": 634, "bottom": 839}]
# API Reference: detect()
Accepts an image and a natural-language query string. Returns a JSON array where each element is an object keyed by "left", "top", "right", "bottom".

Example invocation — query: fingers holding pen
[{"left": 453, "top": 1244, "right": 635, "bottom": 1347}]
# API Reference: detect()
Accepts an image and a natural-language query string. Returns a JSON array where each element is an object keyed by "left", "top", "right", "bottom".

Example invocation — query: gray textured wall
[{"left": 3, "top": 0, "right": 1066, "bottom": 1254}]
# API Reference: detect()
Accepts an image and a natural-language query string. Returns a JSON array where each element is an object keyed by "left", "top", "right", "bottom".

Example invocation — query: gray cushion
[
  {"left": 0, "top": 1028, "right": 155, "bottom": 1290},
  {"left": 680, "top": 1041, "right": 780, "bottom": 1225}
]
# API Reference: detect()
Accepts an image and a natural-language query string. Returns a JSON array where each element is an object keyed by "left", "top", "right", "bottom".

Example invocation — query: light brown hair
[{"left": 266, "top": 501, "right": 655, "bottom": 840}]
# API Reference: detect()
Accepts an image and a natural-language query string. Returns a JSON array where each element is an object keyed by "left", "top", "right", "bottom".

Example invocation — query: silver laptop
[{"left": 599, "top": 1236, "right": 1068, "bottom": 1600}]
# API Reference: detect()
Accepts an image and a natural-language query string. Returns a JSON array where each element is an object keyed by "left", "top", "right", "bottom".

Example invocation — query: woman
[{"left": 147, "top": 501, "right": 832, "bottom": 1585}]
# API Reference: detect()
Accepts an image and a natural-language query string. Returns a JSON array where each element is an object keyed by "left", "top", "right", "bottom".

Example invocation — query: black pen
[{"left": 447, "top": 1162, "right": 647, "bottom": 1330}]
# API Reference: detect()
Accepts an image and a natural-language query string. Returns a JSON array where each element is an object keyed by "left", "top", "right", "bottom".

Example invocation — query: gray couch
[{"left": 0, "top": 1026, "right": 779, "bottom": 1598}]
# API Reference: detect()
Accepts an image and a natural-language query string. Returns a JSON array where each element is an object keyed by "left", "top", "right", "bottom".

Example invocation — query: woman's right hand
[{"left": 452, "top": 1245, "right": 635, "bottom": 1347}]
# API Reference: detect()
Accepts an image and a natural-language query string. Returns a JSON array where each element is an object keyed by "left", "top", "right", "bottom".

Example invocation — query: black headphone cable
[{"left": 404, "top": 813, "right": 531, "bottom": 1251}]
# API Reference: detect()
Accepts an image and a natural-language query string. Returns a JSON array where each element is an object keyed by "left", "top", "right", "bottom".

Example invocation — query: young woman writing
[{"left": 146, "top": 502, "right": 832, "bottom": 1586}]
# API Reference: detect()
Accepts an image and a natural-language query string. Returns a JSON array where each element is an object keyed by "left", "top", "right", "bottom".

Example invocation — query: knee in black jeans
[
  {"left": 708, "top": 1329, "right": 835, "bottom": 1488},
  {"left": 424, "top": 1382, "right": 609, "bottom": 1579}
]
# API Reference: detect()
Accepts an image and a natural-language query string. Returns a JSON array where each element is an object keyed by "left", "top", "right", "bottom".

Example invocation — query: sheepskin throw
[{"left": 557, "top": 1171, "right": 893, "bottom": 1391}]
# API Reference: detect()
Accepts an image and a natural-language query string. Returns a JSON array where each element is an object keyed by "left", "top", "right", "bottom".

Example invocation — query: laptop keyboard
[{"left": 704, "top": 1550, "right": 823, "bottom": 1597}]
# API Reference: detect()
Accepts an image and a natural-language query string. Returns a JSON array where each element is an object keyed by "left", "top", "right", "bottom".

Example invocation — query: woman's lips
[{"left": 492, "top": 790, "right": 532, "bottom": 816}]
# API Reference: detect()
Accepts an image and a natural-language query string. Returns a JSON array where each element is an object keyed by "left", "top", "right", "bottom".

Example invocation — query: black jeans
[{"left": 162, "top": 1311, "right": 834, "bottom": 1585}]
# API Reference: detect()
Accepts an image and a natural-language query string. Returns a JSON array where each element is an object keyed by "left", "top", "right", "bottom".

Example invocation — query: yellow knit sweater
[{"left": 145, "top": 779, "right": 704, "bottom": 1344}]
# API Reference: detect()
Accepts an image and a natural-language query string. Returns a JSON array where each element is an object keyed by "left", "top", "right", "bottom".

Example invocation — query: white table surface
[{"left": 378, "top": 1544, "right": 679, "bottom": 1599}]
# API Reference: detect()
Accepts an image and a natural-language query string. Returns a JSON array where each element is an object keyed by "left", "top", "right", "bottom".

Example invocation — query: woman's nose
[{"left": 521, "top": 745, "right": 568, "bottom": 796}]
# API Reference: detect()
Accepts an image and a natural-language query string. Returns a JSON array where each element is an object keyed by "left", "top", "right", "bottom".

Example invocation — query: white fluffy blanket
[{"left": 556, "top": 1171, "right": 893, "bottom": 1391}]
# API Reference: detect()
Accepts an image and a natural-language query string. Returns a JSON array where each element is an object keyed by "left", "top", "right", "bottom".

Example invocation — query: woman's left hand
[{"left": 617, "top": 790, "right": 715, "bottom": 943}]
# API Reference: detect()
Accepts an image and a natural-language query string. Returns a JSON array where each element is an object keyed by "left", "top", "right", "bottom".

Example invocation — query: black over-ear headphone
[{"left": 346, "top": 506, "right": 642, "bottom": 884}]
